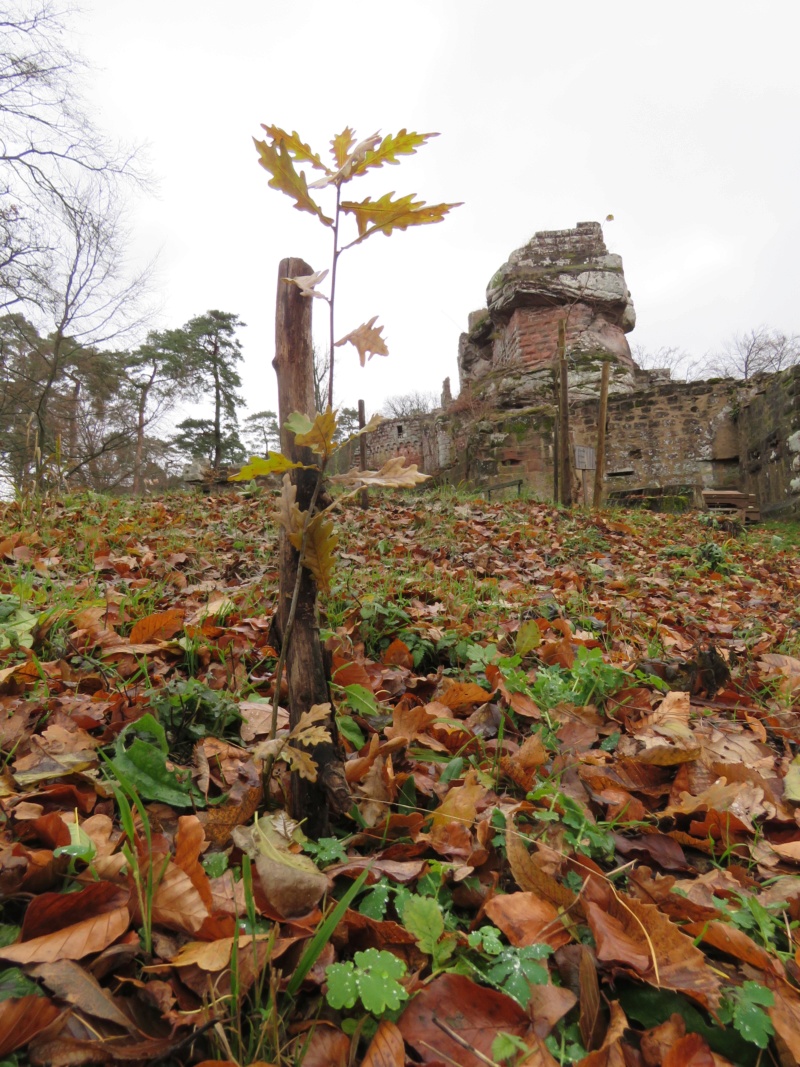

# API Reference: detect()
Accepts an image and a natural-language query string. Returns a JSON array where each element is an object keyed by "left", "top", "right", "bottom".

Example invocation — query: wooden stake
[
  {"left": 557, "top": 320, "right": 572, "bottom": 506},
  {"left": 358, "top": 399, "right": 368, "bottom": 510},
  {"left": 273, "top": 257, "right": 349, "bottom": 834},
  {"left": 593, "top": 359, "right": 610, "bottom": 508}
]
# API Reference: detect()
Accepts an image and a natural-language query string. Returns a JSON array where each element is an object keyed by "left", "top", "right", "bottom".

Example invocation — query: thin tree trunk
[
  {"left": 593, "top": 359, "right": 610, "bottom": 508},
  {"left": 212, "top": 339, "right": 222, "bottom": 469},
  {"left": 273, "top": 256, "right": 349, "bottom": 836}
]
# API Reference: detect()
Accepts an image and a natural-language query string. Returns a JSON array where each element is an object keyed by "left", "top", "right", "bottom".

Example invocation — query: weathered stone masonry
[{"left": 365, "top": 222, "right": 800, "bottom": 516}]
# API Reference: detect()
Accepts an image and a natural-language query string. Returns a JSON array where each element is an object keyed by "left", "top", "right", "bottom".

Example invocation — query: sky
[{"left": 68, "top": 0, "right": 800, "bottom": 422}]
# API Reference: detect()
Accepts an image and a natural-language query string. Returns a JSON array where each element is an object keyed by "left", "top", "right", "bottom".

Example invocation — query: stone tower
[{"left": 458, "top": 221, "right": 636, "bottom": 397}]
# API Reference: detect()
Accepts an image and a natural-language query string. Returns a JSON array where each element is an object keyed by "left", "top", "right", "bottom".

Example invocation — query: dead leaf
[
  {"left": 397, "top": 972, "right": 532, "bottom": 1066},
  {"left": 0, "top": 882, "right": 130, "bottom": 963},
  {"left": 484, "top": 892, "right": 571, "bottom": 950},
  {"left": 437, "top": 680, "right": 492, "bottom": 709},
  {"left": 361, "top": 1019, "right": 405, "bottom": 1067},
  {"left": 0, "top": 996, "right": 62, "bottom": 1057},
  {"left": 506, "top": 822, "right": 577, "bottom": 911},
  {"left": 333, "top": 316, "right": 389, "bottom": 367},
  {"left": 29, "top": 960, "right": 137, "bottom": 1030},
  {"left": 128, "top": 608, "right": 184, "bottom": 644}
]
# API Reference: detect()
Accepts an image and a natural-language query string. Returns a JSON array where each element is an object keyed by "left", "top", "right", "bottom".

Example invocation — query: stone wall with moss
[
  {"left": 364, "top": 363, "right": 800, "bottom": 516},
  {"left": 736, "top": 364, "right": 800, "bottom": 515},
  {"left": 570, "top": 379, "right": 742, "bottom": 495}
]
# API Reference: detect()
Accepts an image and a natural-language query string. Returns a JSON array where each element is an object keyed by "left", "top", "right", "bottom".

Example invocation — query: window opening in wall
[
  {"left": 396, "top": 425, "right": 404, "bottom": 437},
  {"left": 628, "top": 448, "right": 642, "bottom": 459}
]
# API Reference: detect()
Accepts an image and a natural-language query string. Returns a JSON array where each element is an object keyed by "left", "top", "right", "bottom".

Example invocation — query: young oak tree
[{"left": 232, "top": 126, "right": 460, "bottom": 834}]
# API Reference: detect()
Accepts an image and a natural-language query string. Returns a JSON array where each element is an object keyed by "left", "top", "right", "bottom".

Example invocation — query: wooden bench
[
  {"left": 701, "top": 489, "right": 760, "bottom": 522},
  {"left": 484, "top": 478, "right": 523, "bottom": 499}
]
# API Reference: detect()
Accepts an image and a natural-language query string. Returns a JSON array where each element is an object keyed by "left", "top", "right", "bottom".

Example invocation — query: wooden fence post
[
  {"left": 273, "top": 257, "right": 349, "bottom": 834},
  {"left": 557, "top": 320, "right": 572, "bottom": 506},
  {"left": 358, "top": 399, "right": 368, "bottom": 510},
  {"left": 593, "top": 359, "right": 610, "bottom": 508}
]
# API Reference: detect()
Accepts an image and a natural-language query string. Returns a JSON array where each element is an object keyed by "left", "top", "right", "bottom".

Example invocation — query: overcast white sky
[{"left": 70, "top": 0, "right": 800, "bottom": 420}]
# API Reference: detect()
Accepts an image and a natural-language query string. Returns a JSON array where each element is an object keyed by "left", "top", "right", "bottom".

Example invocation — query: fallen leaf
[
  {"left": 484, "top": 892, "right": 571, "bottom": 950},
  {"left": 361, "top": 1018, "right": 405, "bottom": 1067},
  {"left": 0, "top": 996, "right": 62, "bottom": 1057},
  {"left": 129, "top": 608, "right": 184, "bottom": 644},
  {"left": 397, "top": 972, "right": 532, "bottom": 1066}
]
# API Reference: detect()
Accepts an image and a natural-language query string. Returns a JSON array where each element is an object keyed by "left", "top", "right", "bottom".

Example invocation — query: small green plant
[
  {"left": 107, "top": 713, "right": 201, "bottom": 807},
  {"left": 718, "top": 981, "right": 774, "bottom": 1049},
  {"left": 147, "top": 677, "right": 242, "bottom": 758},
  {"left": 492, "top": 1032, "right": 532, "bottom": 1063},
  {"left": 109, "top": 779, "right": 169, "bottom": 956},
  {"left": 694, "top": 539, "right": 740, "bottom": 574},
  {"left": 471, "top": 937, "right": 552, "bottom": 1008},
  {"left": 712, "top": 892, "right": 797, "bottom": 959},
  {"left": 302, "top": 835, "right": 349, "bottom": 866},
  {"left": 528, "top": 782, "right": 616, "bottom": 862},
  {"left": 402, "top": 894, "right": 457, "bottom": 971},
  {"left": 325, "top": 947, "right": 408, "bottom": 1015},
  {"left": 525, "top": 645, "right": 627, "bottom": 712},
  {"left": 0, "top": 594, "right": 37, "bottom": 651}
]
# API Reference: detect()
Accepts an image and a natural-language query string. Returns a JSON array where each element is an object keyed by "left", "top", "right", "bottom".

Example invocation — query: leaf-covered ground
[{"left": 1, "top": 487, "right": 800, "bottom": 1067}]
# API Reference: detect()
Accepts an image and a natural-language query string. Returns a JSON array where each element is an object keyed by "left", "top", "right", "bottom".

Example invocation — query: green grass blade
[{"left": 286, "top": 865, "right": 371, "bottom": 997}]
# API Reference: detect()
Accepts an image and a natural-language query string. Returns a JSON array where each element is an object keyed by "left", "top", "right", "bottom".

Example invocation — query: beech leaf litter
[{"left": 1, "top": 489, "right": 800, "bottom": 1066}]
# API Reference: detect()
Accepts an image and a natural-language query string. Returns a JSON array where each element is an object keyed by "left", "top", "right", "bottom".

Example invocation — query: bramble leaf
[
  {"left": 325, "top": 948, "right": 408, "bottom": 1015},
  {"left": 229, "top": 452, "right": 306, "bottom": 480},
  {"left": 334, "top": 316, "right": 388, "bottom": 367},
  {"left": 330, "top": 456, "right": 429, "bottom": 488},
  {"left": 253, "top": 135, "right": 333, "bottom": 225},
  {"left": 515, "top": 620, "right": 542, "bottom": 656},
  {"left": 341, "top": 191, "right": 462, "bottom": 242}
]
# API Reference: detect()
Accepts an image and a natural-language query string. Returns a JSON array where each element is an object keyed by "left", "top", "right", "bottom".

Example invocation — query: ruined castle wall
[
  {"left": 737, "top": 364, "right": 800, "bottom": 515},
  {"left": 570, "top": 380, "right": 740, "bottom": 493},
  {"left": 354, "top": 221, "right": 800, "bottom": 516}
]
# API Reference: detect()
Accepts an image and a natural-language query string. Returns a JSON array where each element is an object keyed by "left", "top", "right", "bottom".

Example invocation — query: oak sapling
[{"left": 232, "top": 126, "right": 460, "bottom": 831}]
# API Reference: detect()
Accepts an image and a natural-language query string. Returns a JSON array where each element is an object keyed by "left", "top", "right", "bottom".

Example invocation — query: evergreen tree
[{"left": 162, "top": 311, "right": 245, "bottom": 469}]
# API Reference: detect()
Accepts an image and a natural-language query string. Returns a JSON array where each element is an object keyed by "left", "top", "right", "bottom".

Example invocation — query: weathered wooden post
[
  {"left": 593, "top": 359, "right": 610, "bottom": 508},
  {"left": 557, "top": 319, "right": 572, "bottom": 506},
  {"left": 358, "top": 399, "right": 368, "bottom": 510},
  {"left": 273, "top": 257, "right": 349, "bottom": 835}
]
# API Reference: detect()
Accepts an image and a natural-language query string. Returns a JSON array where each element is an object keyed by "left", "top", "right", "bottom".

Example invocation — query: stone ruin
[
  {"left": 460, "top": 220, "right": 636, "bottom": 392},
  {"left": 362, "top": 221, "right": 800, "bottom": 517}
]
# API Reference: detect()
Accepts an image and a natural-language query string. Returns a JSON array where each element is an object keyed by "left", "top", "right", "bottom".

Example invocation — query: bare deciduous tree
[
  {"left": 382, "top": 390, "right": 438, "bottom": 418},
  {"left": 631, "top": 343, "right": 697, "bottom": 381},
  {"left": 1, "top": 1, "right": 143, "bottom": 313},
  {"left": 1, "top": 184, "right": 152, "bottom": 489},
  {"left": 702, "top": 327, "right": 800, "bottom": 381}
]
